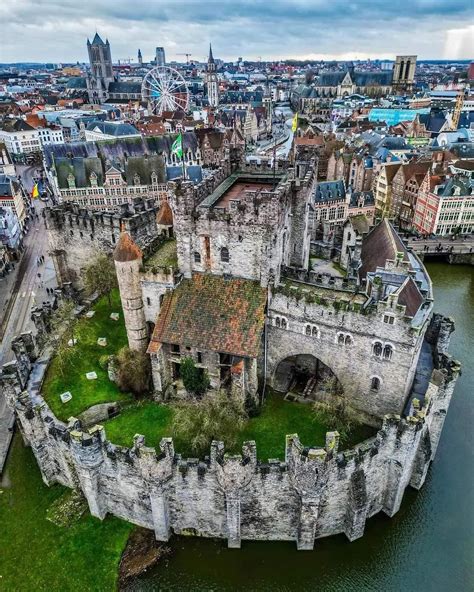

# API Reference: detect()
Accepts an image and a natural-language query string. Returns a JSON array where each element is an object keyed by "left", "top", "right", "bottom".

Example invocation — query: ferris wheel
[{"left": 141, "top": 66, "right": 190, "bottom": 114}]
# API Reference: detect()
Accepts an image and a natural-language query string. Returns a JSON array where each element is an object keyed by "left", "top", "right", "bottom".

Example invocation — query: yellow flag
[
  {"left": 31, "top": 184, "right": 39, "bottom": 199},
  {"left": 291, "top": 112, "right": 298, "bottom": 132}
]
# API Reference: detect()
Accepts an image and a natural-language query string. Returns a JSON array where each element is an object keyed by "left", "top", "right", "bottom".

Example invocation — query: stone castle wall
[
  {"left": 44, "top": 199, "right": 160, "bottom": 287},
  {"left": 0, "top": 316, "right": 459, "bottom": 550},
  {"left": 267, "top": 284, "right": 432, "bottom": 421}
]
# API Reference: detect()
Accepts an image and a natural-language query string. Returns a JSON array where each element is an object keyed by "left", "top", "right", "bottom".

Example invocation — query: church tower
[
  {"left": 86, "top": 33, "right": 115, "bottom": 103},
  {"left": 138, "top": 49, "right": 143, "bottom": 67},
  {"left": 206, "top": 44, "right": 219, "bottom": 108}
]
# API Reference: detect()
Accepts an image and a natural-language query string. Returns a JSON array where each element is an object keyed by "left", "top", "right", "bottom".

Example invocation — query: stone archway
[{"left": 273, "top": 353, "right": 342, "bottom": 402}]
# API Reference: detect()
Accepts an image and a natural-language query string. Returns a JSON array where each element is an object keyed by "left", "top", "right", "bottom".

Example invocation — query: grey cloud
[{"left": 1, "top": 0, "right": 473, "bottom": 62}]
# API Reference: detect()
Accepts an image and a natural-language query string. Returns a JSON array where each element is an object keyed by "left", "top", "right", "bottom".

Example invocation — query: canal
[{"left": 126, "top": 263, "right": 473, "bottom": 592}]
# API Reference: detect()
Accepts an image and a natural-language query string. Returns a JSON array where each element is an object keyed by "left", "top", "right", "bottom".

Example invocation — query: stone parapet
[{"left": 0, "top": 319, "right": 459, "bottom": 550}]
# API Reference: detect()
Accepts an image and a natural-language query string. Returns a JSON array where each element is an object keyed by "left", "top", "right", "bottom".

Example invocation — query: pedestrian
[{"left": 37, "top": 273, "right": 41, "bottom": 279}]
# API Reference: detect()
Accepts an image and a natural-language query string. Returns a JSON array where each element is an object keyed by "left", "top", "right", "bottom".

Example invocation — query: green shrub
[
  {"left": 181, "top": 357, "right": 210, "bottom": 396},
  {"left": 116, "top": 347, "right": 151, "bottom": 396}
]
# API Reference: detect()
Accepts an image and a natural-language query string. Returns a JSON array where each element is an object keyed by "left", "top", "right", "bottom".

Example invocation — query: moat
[{"left": 124, "top": 262, "right": 473, "bottom": 592}]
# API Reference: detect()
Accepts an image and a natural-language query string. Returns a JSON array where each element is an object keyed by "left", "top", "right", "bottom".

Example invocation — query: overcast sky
[{"left": 1, "top": 0, "right": 473, "bottom": 64}]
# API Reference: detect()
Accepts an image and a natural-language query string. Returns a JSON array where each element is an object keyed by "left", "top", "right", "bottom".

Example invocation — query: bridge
[{"left": 406, "top": 237, "right": 474, "bottom": 263}]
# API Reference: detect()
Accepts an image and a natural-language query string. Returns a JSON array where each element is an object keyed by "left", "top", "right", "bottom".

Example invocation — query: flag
[
  {"left": 31, "top": 183, "right": 39, "bottom": 199},
  {"left": 171, "top": 133, "right": 183, "bottom": 159},
  {"left": 291, "top": 113, "right": 298, "bottom": 132}
]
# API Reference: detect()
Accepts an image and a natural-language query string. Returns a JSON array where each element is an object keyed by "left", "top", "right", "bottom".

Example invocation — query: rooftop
[
  {"left": 199, "top": 172, "right": 285, "bottom": 209},
  {"left": 149, "top": 273, "right": 267, "bottom": 358}
]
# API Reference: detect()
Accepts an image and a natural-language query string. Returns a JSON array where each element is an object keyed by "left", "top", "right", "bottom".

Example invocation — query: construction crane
[
  {"left": 177, "top": 53, "right": 192, "bottom": 64},
  {"left": 451, "top": 88, "right": 465, "bottom": 131}
]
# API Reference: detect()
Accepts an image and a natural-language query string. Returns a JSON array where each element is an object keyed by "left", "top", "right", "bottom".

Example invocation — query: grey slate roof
[
  {"left": 66, "top": 77, "right": 87, "bottom": 89},
  {"left": 108, "top": 81, "right": 142, "bottom": 94},
  {"left": 86, "top": 120, "right": 140, "bottom": 137},
  {"left": 314, "top": 180, "right": 346, "bottom": 203}
]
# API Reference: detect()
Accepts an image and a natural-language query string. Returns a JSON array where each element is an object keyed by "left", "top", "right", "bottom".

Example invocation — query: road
[
  {"left": 406, "top": 236, "right": 474, "bottom": 254},
  {"left": 0, "top": 165, "right": 57, "bottom": 472}
]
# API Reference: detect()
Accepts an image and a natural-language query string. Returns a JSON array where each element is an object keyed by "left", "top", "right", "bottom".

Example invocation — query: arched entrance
[{"left": 273, "top": 354, "right": 342, "bottom": 401}]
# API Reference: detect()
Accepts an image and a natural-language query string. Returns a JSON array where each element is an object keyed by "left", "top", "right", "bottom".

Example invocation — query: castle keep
[{"left": 1, "top": 148, "right": 461, "bottom": 550}]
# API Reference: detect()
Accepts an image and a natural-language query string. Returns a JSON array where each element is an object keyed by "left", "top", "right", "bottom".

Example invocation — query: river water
[{"left": 128, "top": 263, "right": 473, "bottom": 592}]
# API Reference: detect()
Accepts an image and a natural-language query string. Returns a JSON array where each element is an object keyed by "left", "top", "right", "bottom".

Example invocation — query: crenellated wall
[{"left": 0, "top": 317, "right": 460, "bottom": 550}]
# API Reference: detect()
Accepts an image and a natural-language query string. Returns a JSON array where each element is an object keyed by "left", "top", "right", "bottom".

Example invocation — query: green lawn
[
  {"left": 0, "top": 433, "right": 132, "bottom": 592},
  {"left": 102, "top": 393, "right": 375, "bottom": 461},
  {"left": 42, "top": 289, "right": 132, "bottom": 421},
  {"left": 143, "top": 238, "right": 178, "bottom": 270}
]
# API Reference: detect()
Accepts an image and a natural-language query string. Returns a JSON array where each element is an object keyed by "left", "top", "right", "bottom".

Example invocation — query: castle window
[
  {"left": 344, "top": 335, "right": 352, "bottom": 346},
  {"left": 171, "top": 344, "right": 180, "bottom": 355},
  {"left": 220, "top": 247, "right": 229, "bottom": 262},
  {"left": 383, "top": 345, "right": 393, "bottom": 360},
  {"left": 373, "top": 341, "right": 383, "bottom": 357},
  {"left": 281, "top": 318, "right": 287, "bottom": 330},
  {"left": 275, "top": 317, "right": 281, "bottom": 328},
  {"left": 305, "top": 324, "right": 311, "bottom": 336},
  {"left": 370, "top": 377, "right": 380, "bottom": 391},
  {"left": 194, "top": 251, "right": 201, "bottom": 263},
  {"left": 159, "top": 294, "right": 164, "bottom": 306},
  {"left": 338, "top": 333, "right": 345, "bottom": 345},
  {"left": 312, "top": 326, "right": 319, "bottom": 338},
  {"left": 383, "top": 314, "right": 395, "bottom": 325},
  {"left": 146, "top": 297, "right": 151, "bottom": 306},
  {"left": 197, "top": 351, "right": 202, "bottom": 363}
]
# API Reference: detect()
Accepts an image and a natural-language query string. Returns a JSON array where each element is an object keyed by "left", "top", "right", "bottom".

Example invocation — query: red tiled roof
[
  {"left": 295, "top": 136, "right": 324, "bottom": 146},
  {"left": 156, "top": 200, "right": 173, "bottom": 226},
  {"left": 149, "top": 273, "right": 267, "bottom": 358},
  {"left": 113, "top": 231, "right": 142, "bottom": 262}
]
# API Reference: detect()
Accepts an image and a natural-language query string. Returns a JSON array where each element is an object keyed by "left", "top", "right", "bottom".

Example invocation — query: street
[{"left": 0, "top": 165, "right": 57, "bottom": 472}]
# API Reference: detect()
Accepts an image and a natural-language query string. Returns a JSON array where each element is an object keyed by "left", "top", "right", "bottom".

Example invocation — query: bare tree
[
  {"left": 83, "top": 254, "right": 117, "bottom": 307},
  {"left": 171, "top": 391, "right": 247, "bottom": 457},
  {"left": 44, "top": 300, "right": 79, "bottom": 377}
]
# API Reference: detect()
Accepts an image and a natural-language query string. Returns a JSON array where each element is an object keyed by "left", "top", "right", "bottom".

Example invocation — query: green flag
[{"left": 171, "top": 133, "right": 183, "bottom": 159}]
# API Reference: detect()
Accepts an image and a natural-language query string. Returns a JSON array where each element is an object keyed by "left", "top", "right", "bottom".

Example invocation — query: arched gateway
[{"left": 273, "top": 353, "right": 342, "bottom": 401}]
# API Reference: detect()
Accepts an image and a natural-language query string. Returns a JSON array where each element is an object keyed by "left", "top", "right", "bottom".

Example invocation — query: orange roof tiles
[
  {"left": 113, "top": 231, "right": 143, "bottom": 262},
  {"left": 149, "top": 273, "right": 267, "bottom": 358}
]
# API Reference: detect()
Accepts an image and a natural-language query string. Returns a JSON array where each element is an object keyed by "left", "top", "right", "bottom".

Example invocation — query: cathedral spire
[{"left": 208, "top": 43, "right": 215, "bottom": 64}]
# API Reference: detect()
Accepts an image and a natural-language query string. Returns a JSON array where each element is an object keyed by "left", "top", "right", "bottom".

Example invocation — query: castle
[
  {"left": 1, "top": 149, "right": 460, "bottom": 550},
  {"left": 103, "top": 153, "right": 436, "bottom": 426}
]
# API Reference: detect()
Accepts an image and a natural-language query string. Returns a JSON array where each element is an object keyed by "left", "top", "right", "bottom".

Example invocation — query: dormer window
[
  {"left": 134, "top": 173, "right": 140, "bottom": 186},
  {"left": 151, "top": 172, "right": 158, "bottom": 184},
  {"left": 90, "top": 172, "right": 98, "bottom": 187},
  {"left": 67, "top": 173, "right": 76, "bottom": 189}
]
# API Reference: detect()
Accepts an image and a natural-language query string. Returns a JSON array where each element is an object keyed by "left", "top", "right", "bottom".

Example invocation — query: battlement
[
  {"left": 44, "top": 197, "right": 159, "bottom": 235},
  {"left": 0, "top": 314, "right": 460, "bottom": 550}
]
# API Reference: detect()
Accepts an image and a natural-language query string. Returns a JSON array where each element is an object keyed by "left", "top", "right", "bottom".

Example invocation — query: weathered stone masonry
[{"left": 1, "top": 315, "right": 459, "bottom": 550}]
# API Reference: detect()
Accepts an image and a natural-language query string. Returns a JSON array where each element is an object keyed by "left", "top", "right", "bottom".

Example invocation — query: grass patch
[
  {"left": 0, "top": 433, "right": 132, "bottom": 592},
  {"left": 103, "top": 401, "right": 176, "bottom": 449},
  {"left": 235, "top": 393, "right": 373, "bottom": 460},
  {"left": 102, "top": 392, "right": 375, "bottom": 461},
  {"left": 42, "top": 289, "right": 132, "bottom": 421},
  {"left": 144, "top": 238, "right": 178, "bottom": 270}
]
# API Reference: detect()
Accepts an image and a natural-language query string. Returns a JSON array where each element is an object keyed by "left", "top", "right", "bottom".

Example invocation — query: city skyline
[{"left": 1, "top": 0, "right": 473, "bottom": 63}]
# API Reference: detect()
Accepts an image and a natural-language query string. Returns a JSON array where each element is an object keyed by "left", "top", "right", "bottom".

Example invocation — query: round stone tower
[{"left": 113, "top": 231, "right": 148, "bottom": 352}]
